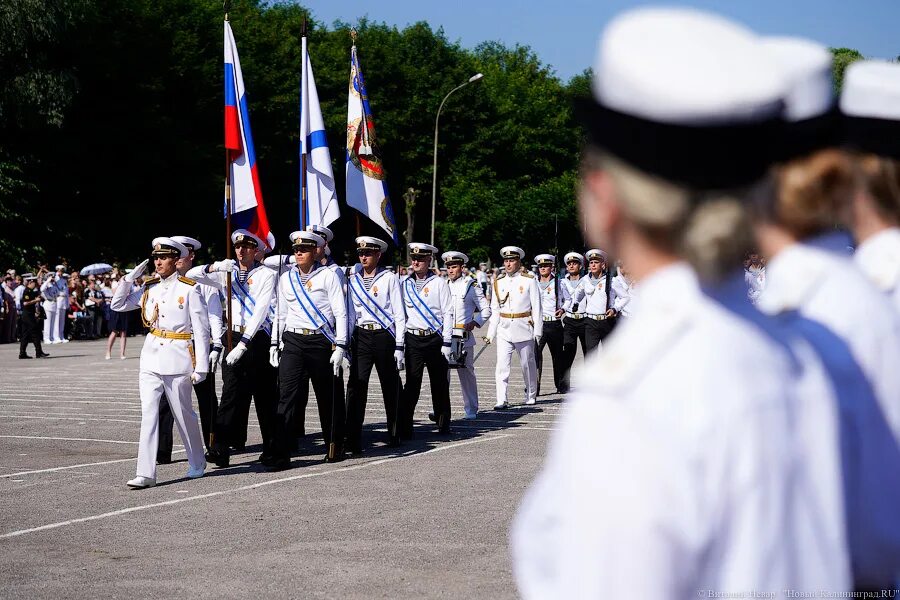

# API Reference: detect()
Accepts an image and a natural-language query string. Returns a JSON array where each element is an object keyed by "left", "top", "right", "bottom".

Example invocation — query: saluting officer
[
  {"left": 400, "top": 243, "right": 454, "bottom": 435},
  {"left": 270, "top": 231, "right": 349, "bottom": 469},
  {"left": 156, "top": 235, "right": 224, "bottom": 464},
  {"left": 486, "top": 246, "right": 542, "bottom": 408},
  {"left": 111, "top": 237, "right": 208, "bottom": 488},
  {"left": 559, "top": 252, "right": 587, "bottom": 392},
  {"left": 345, "top": 236, "right": 406, "bottom": 453},
  {"left": 570, "top": 249, "right": 618, "bottom": 353},
  {"left": 187, "top": 229, "right": 277, "bottom": 468},
  {"left": 533, "top": 254, "right": 568, "bottom": 396},
  {"left": 40, "top": 269, "right": 61, "bottom": 345},
  {"left": 444, "top": 250, "right": 491, "bottom": 419}
]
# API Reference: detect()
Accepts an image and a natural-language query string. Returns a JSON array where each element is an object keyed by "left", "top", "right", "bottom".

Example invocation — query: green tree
[{"left": 830, "top": 47, "right": 865, "bottom": 92}]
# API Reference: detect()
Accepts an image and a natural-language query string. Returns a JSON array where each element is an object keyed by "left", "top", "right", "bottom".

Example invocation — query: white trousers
[
  {"left": 42, "top": 301, "right": 59, "bottom": 343},
  {"left": 56, "top": 297, "right": 67, "bottom": 340},
  {"left": 495, "top": 338, "right": 537, "bottom": 404},
  {"left": 450, "top": 347, "right": 479, "bottom": 416},
  {"left": 137, "top": 370, "right": 205, "bottom": 480}
]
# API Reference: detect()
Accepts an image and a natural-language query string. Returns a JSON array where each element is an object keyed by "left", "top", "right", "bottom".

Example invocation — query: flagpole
[
  {"left": 224, "top": 9, "right": 234, "bottom": 354},
  {"left": 300, "top": 17, "right": 309, "bottom": 230}
]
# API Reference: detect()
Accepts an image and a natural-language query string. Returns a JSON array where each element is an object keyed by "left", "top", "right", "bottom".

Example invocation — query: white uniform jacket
[
  {"left": 758, "top": 239, "right": 900, "bottom": 445},
  {"left": 348, "top": 267, "right": 405, "bottom": 346},
  {"left": 537, "top": 277, "right": 567, "bottom": 321},
  {"left": 111, "top": 272, "right": 210, "bottom": 376},
  {"left": 40, "top": 277, "right": 60, "bottom": 302},
  {"left": 611, "top": 273, "right": 635, "bottom": 317},
  {"left": 570, "top": 273, "right": 617, "bottom": 316},
  {"left": 448, "top": 275, "right": 491, "bottom": 347},
  {"left": 854, "top": 227, "right": 900, "bottom": 315},
  {"left": 487, "top": 270, "right": 542, "bottom": 343},
  {"left": 200, "top": 285, "right": 224, "bottom": 348},
  {"left": 511, "top": 263, "right": 842, "bottom": 599},
  {"left": 187, "top": 263, "right": 275, "bottom": 347},
  {"left": 274, "top": 264, "right": 348, "bottom": 347},
  {"left": 400, "top": 273, "right": 453, "bottom": 344}
]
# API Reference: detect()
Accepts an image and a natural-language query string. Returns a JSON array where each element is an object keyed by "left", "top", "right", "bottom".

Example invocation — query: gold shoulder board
[
  {"left": 178, "top": 276, "right": 197, "bottom": 286},
  {"left": 143, "top": 277, "right": 160, "bottom": 287}
]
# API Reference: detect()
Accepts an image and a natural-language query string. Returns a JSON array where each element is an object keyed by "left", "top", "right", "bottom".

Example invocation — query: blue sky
[{"left": 303, "top": 0, "right": 899, "bottom": 81}]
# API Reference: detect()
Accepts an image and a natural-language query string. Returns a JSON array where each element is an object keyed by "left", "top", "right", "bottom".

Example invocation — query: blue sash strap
[
  {"left": 288, "top": 269, "right": 336, "bottom": 344},
  {"left": 351, "top": 275, "right": 395, "bottom": 334},
  {"left": 404, "top": 278, "right": 442, "bottom": 331}
]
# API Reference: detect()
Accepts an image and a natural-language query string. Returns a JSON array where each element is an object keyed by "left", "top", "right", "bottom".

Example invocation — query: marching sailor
[
  {"left": 559, "top": 252, "right": 587, "bottom": 392},
  {"left": 112, "top": 237, "right": 208, "bottom": 488},
  {"left": 186, "top": 229, "right": 278, "bottom": 468},
  {"left": 533, "top": 254, "right": 568, "bottom": 396},
  {"left": 444, "top": 250, "right": 491, "bottom": 419},
  {"left": 486, "top": 246, "right": 542, "bottom": 408},
  {"left": 306, "top": 224, "right": 347, "bottom": 286},
  {"left": 345, "top": 236, "right": 406, "bottom": 454},
  {"left": 611, "top": 262, "right": 636, "bottom": 318},
  {"left": 400, "top": 243, "right": 454, "bottom": 435},
  {"left": 570, "top": 248, "right": 618, "bottom": 353},
  {"left": 269, "top": 230, "right": 349, "bottom": 469},
  {"left": 156, "top": 235, "right": 224, "bottom": 463}
]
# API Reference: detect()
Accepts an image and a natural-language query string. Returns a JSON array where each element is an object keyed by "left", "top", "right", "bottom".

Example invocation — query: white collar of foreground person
[
  {"left": 756, "top": 241, "right": 836, "bottom": 315},
  {"left": 854, "top": 227, "right": 900, "bottom": 293}
]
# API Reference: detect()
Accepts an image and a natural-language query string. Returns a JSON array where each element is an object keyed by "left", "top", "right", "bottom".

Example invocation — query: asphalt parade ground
[{"left": 0, "top": 336, "right": 574, "bottom": 599}]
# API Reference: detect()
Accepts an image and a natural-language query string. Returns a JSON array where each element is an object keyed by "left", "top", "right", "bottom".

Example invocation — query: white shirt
[
  {"left": 759, "top": 240, "right": 900, "bottom": 445},
  {"left": 611, "top": 273, "right": 635, "bottom": 317},
  {"left": 111, "top": 271, "right": 210, "bottom": 375},
  {"left": 187, "top": 263, "right": 275, "bottom": 346},
  {"left": 745, "top": 265, "right": 767, "bottom": 304},
  {"left": 487, "top": 270, "right": 542, "bottom": 343},
  {"left": 570, "top": 272, "right": 617, "bottom": 316},
  {"left": 448, "top": 275, "right": 491, "bottom": 347},
  {"left": 476, "top": 269, "right": 488, "bottom": 285},
  {"left": 40, "top": 277, "right": 59, "bottom": 303},
  {"left": 400, "top": 273, "right": 453, "bottom": 343},
  {"left": 14, "top": 285, "right": 25, "bottom": 311},
  {"left": 275, "top": 264, "right": 347, "bottom": 346},
  {"left": 536, "top": 276, "right": 568, "bottom": 319},
  {"left": 349, "top": 267, "right": 405, "bottom": 346},
  {"left": 854, "top": 227, "right": 900, "bottom": 315},
  {"left": 512, "top": 263, "right": 840, "bottom": 598},
  {"left": 561, "top": 276, "right": 586, "bottom": 316}
]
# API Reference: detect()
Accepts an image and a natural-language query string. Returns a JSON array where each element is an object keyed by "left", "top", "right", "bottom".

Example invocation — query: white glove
[
  {"left": 125, "top": 259, "right": 149, "bottom": 282},
  {"left": 394, "top": 349, "right": 405, "bottom": 371},
  {"left": 225, "top": 341, "right": 247, "bottom": 366},
  {"left": 209, "top": 347, "right": 222, "bottom": 373},
  {"left": 440, "top": 345, "right": 453, "bottom": 363},
  {"left": 269, "top": 344, "right": 281, "bottom": 368},
  {"left": 210, "top": 259, "right": 236, "bottom": 273},
  {"left": 190, "top": 371, "right": 207, "bottom": 384},
  {"left": 330, "top": 348, "right": 345, "bottom": 376}
]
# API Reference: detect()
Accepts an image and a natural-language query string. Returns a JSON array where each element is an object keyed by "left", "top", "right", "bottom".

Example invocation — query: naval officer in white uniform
[
  {"left": 111, "top": 237, "right": 208, "bottom": 488},
  {"left": 444, "top": 250, "right": 491, "bottom": 419},
  {"left": 486, "top": 246, "right": 542, "bottom": 408}
]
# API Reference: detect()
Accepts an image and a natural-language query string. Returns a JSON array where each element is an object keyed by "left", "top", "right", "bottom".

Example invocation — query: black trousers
[
  {"left": 157, "top": 372, "right": 219, "bottom": 460},
  {"left": 273, "top": 331, "right": 345, "bottom": 460},
  {"left": 560, "top": 317, "right": 588, "bottom": 392},
  {"left": 346, "top": 328, "right": 402, "bottom": 448},
  {"left": 213, "top": 331, "right": 277, "bottom": 457},
  {"left": 18, "top": 314, "right": 43, "bottom": 356},
  {"left": 535, "top": 320, "right": 565, "bottom": 393},
  {"left": 401, "top": 332, "right": 450, "bottom": 436},
  {"left": 584, "top": 317, "right": 616, "bottom": 353}
]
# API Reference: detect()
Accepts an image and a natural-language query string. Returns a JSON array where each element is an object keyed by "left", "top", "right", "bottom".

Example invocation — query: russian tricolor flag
[{"left": 224, "top": 20, "right": 274, "bottom": 250}]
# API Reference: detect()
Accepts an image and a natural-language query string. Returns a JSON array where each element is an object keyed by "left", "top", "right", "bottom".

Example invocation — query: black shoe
[
  {"left": 18, "top": 354, "right": 32, "bottom": 359},
  {"left": 156, "top": 456, "right": 173, "bottom": 465},
  {"left": 257, "top": 453, "right": 275, "bottom": 466},
  {"left": 265, "top": 458, "right": 291, "bottom": 472},
  {"left": 207, "top": 448, "right": 230, "bottom": 468},
  {"left": 36, "top": 352, "right": 50, "bottom": 358},
  {"left": 230, "top": 443, "right": 246, "bottom": 452},
  {"left": 427, "top": 412, "right": 437, "bottom": 422},
  {"left": 437, "top": 414, "right": 452, "bottom": 434},
  {"left": 346, "top": 443, "right": 363, "bottom": 456},
  {"left": 324, "top": 446, "right": 345, "bottom": 463}
]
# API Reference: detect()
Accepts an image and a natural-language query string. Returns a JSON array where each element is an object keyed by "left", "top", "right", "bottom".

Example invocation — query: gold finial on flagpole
[
  {"left": 350, "top": 28, "right": 358, "bottom": 45},
  {"left": 223, "top": 0, "right": 230, "bottom": 21}
]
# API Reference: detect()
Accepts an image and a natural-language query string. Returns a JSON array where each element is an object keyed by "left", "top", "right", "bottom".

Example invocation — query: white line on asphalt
[
  {"left": 0, "top": 415, "right": 142, "bottom": 424},
  {"left": 0, "top": 435, "right": 184, "bottom": 446},
  {"left": 0, "top": 450, "right": 187, "bottom": 479},
  {"left": 0, "top": 399, "right": 141, "bottom": 405},
  {"left": 0, "top": 434, "right": 509, "bottom": 539}
]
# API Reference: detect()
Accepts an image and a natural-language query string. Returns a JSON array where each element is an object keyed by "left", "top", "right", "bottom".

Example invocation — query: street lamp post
[{"left": 431, "top": 73, "right": 484, "bottom": 245}]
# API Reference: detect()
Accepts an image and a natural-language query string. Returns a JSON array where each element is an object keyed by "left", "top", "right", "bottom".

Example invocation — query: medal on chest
[
  {"left": 519, "top": 285, "right": 524, "bottom": 294},
  {"left": 373, "top": 285, "right": 378, "bottom": 297},
  {"left": 423, "top": 287, "right": 429, "bottom": 296},
  {"left": 178, "top": 295, "right": 184, "bottom": 309}
]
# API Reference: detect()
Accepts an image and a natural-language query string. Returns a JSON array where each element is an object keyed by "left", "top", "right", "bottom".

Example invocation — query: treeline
[{"left": 0, "top": 0, "right": 875, "bottom": 268}]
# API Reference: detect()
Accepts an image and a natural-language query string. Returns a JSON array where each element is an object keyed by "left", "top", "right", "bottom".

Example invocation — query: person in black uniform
[{"left": 19, "top": 276, "right": 50, "bottom": 359}]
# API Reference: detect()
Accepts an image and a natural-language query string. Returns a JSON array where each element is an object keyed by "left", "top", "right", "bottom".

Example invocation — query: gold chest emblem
[
  {"left": 306, "top": 281, "right": 313, "bottom": 290},
  {"left": 423, "top": 287, "right": 429, "bottom": 295},
  {"left": 373, "top": 285, "right": 378, "bottom": 297},
  {"left": 248, "top": 278, "right": 253, "bottom": 285},
  {"left": 519, "top": 286, "right": 524, "bottom": 294}
]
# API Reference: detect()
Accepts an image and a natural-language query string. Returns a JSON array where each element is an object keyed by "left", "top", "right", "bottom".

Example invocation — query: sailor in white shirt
[
  {"left": 187, "top": 229, "right": 278, "bottom": 468},
  {"left": 156, "top": 235, "right": 225, "bottom": 463},
  {"left": 40, "top": 268, "right": 62, "bottom": 344},
  {"left": 486, "top": 246, "right": 542, "bottom": 408},
  {"left": 443, "top": 250, "right": 491, "bottom": 419},
  {"left": 611, "top": 262, "right": 636, "bottom": 318},
  {"left": 54, "top": 265, "right": 69, "bottom": 343},
  {"left": 400, "top": 242, "right": 454, "bottom": 435},
  {"left": 513, "top": 9, "right": 840, "bottom": 597},
  {"left": 559, "top": 252, "right": 586, "bottom": 392},
  {"left": 269, "top": 230, "right": 349, "bottom": 468},
  {"left": 111, "top": 237, "right": 208, "bottom": 488},
  {"left": 569, "top": 248, "right": 617, "bottom": 353},
  {"left": 475, "top": 263, "right": 489, "bottom": 296},
  {"left": 306, "top": 224, "right": 347, "bottom": 286},
  {"left": 345, "top": 236, "right": 406, "bottom": 453},
  {"left": 842, "top": 61, "right": 900, "bottom": 316},
  {"left": 532, "top": 254, "right": 566, "bottom": 395}
]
